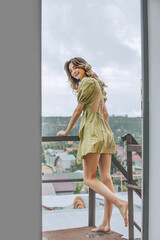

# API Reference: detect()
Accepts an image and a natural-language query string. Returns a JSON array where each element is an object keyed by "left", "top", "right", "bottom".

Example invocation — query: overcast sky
[{"left": 42, "top": 0, "right": 141, "bottom": 117}]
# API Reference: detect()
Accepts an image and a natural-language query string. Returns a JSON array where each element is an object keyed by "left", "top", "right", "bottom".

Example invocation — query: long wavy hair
[{"left": 64, "top": 57, "right": 108, "bottom": 94}]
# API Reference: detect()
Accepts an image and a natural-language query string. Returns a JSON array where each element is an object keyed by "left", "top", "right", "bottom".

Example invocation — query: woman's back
[{"left": 76, "top": 77, "right": 116, "bottom": 165}]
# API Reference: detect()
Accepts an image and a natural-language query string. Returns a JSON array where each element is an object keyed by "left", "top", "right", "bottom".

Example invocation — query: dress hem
[{"left": 77, "top": 148, "right": 116, "bottom": 165}]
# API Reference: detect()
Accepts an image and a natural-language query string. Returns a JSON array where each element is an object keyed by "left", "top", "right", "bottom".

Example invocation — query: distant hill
[{"left": 42, "top": 116, "right": 142, "bottom": 139}]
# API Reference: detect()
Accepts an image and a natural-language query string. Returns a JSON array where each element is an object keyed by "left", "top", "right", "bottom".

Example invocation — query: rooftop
[{"left": 42, "top": 192, "right": 141, "bottom": 239}]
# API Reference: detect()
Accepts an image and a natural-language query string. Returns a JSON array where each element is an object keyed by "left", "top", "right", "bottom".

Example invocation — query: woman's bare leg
[
  {"left": 92, "top": 154, "right": 114, "bottom": 232},
  {"left": 83, "top": 153, "right": 128, "bottom": 227}
]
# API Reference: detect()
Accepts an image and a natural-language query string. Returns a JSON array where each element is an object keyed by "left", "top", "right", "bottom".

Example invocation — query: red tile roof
[
  {"left": 65, "top": 147, "right": 77, "bottom": 152},
  {"left": 124, "top": 154, "right": 142, "bottom": 162}
]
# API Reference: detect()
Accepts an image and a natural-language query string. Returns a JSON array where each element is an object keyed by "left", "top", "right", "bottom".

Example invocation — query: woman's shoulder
[
  {"left": 78, "top": 77, "right": 99, "bottom": 93},
  {"left": 81, "top": 76, "right": 96, "bottom": 83},
  {"left": 79, "top": 77, "right": 108, "bottom": 103},
  {"left": 77, "top": 77, "right": 100, "bottom": 104},
  {"left": 79, "top": 77, "right": 97, "bottom": 88}
]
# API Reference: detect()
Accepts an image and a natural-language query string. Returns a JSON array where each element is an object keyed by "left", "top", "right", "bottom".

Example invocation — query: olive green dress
[{"left": 76, "top": 77, "right": 116, "bottom": 165}]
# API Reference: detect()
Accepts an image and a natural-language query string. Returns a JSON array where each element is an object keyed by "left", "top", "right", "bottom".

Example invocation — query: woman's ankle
[
  {"left": 101, "top": 221, "right": 110, "bottom": 227},
  {"left": 116, "top": 198, "right": 124, "bottom": 209}
]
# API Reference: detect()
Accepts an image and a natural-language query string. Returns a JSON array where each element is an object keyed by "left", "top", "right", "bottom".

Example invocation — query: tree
[
  {"left": 96, "top": 167, "right": 100, "bottom": 180},
  {"left": 73, "top": 183, "right": 84, "bottom": 194},
  {"left": 70, "top": 159, "right": 83, "bottom": 172},
  {"left": 68, "top": 149, "right": 77, "bottom": 158},
  {"left": 41, "top": 146, "right": 46, "bottom": 163}
]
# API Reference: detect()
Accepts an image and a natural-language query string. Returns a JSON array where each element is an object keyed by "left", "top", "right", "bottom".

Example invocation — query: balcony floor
[{"left": 42, "top": 226, "right": 128, "bottom": 239}]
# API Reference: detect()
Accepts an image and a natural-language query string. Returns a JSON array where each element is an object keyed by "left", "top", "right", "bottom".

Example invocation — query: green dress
[{"left": 76, "top": 77, "right": 116, "bottom": 165}]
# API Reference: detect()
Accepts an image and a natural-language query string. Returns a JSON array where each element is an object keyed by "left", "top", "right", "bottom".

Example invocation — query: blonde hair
[{"left": 64, "top": 57, "right": 108, "bottom": 94}]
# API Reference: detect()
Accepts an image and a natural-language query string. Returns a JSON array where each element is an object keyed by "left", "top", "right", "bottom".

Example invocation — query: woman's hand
[
  {"left": 56, "top": 130, "right": 68, "bottom": 136},
  {"left": 56, "top": 104, "right": 83, "bottom": 137}
]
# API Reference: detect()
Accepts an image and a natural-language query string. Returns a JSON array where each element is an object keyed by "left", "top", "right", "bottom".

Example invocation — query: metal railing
[
  {"left": 42, "top": 135, "right": 95, "bottom": 227},
  {"left": 121, "top": 133, "right": 142, "bottom": 240},
  {"left": 42, "top": 133, "right": 142, "bottom": 239}
]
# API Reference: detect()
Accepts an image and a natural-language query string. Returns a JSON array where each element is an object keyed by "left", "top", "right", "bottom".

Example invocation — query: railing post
[
  {"left": 127, "top": 135, "right": 134, "bottom": 240},
  {"left": 89, "top": 187, "right": 95, "bottom": 226}
]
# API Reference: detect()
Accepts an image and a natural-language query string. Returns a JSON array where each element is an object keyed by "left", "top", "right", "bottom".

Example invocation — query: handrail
[
  {"left": 42, "top": 177, "right": 83, "bottom": 183},
  {"left": 42, "top": 136, "right": 80, "bottom": 142},
  {"left": 127, "top": 144, "right": 142, "bottom": 155},
  {"left": 121, "top": 133, "right": 142, "bottom": 158}
]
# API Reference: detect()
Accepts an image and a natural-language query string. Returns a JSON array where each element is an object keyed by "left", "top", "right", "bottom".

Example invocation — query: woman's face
[{"left": 69, "top": 62, "right": 86, "bottom": 81}]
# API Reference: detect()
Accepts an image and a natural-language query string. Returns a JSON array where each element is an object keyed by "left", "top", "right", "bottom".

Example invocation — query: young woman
[{"left": 57, "top": 57, "right": 128, "bottom": 232}]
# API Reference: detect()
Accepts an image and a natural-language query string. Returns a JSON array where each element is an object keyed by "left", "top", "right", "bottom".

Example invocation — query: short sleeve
[{"left": 77, "top": 77, "right": 100, "bottom": 105}]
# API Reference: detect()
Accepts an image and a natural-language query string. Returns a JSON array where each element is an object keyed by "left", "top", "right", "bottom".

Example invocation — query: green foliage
[
  {"left": 41, "top": 146, "right": 46, "bottom": 163},
  {"left": 73, "top": 183, "right": 84, "bottom": 194},
  {"left": 68, "top": 149, "right": 78, "bottom": 158},
  {"left": 118, "top": 179, "right": 142, "bottom": 192},
  {"left": 68, "top": 149, "right": 84, "bottom": 172},
  {"left": 42, "top": 116, "right": 82, "bottom": 137},
  {"left": 115, "top": 138, "right": 124, "bottom": 146},
  {"left": 137, "top": 178, "right": 142, "bottom": 187},
  {"left": 42, "top": 116, "right": 142, "bottom": 140},
  {"left": 96, "top": 167, "right": 100, "bottom": 180},
  {"left": 42, "top": 142, "right": 67, "bottom": 151},
  {"left": 112, "top": 178, "right": 121, "bottom": 185},
  {"left": 65, "top": 144, "right": 73, "bottom": 148},
  {"left": 121, "top": 184, "right": 128, "bottom": 192},
  {"left": 70, "top": 159, "right": 83, "bottom": 172}
]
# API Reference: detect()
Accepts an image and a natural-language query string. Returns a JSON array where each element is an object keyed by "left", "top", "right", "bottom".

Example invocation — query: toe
[{"left": 91, "top": 228, "right": 97, "bottom": 232}]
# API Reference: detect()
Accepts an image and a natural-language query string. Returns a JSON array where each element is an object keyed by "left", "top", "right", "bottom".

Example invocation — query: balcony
[{"left": 42, "top": 133, "right": 142, "bottom": 240}]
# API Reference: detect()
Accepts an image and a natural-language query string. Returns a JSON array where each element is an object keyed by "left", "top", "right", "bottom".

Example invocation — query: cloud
[{"left": 42, "top": 0, "right": 141, "bottom": 117}]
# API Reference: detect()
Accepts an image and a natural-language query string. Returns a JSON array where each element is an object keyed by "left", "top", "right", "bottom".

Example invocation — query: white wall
[
  {"left": 0, "top": 1, "right": 41, "bottom": 240},
  {"left": 148, "top": 0, "right": 160, "bottom": 239}
]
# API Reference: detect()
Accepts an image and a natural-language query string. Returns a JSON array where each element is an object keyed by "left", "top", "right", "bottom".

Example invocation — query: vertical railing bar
[
  {"left": 89, "top": 187, "right": 95, "bottom": 226},
  {"left": 127, "top": 135, "right": 134, "bottom": 240}
]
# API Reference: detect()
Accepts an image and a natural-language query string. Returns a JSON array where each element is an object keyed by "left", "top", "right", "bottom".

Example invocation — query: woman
[{"left": 57, "top": 57, "right": 128, "bottom": 232}]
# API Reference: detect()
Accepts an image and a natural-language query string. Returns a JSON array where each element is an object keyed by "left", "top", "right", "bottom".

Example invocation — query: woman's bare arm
[
  {"left": 102, "top": 104, "right": 109, "bottom": 123},
  {"left": 57, "top": 103, "right": 84, "bottom": 136}
]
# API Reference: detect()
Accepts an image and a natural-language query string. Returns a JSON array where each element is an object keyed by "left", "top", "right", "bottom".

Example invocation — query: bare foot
[
  {"left": 91, "top": 223, "right": 111, "bottom": 233},
  {"left": 118, "top": 200, "right": 128, "bottom": 227}
]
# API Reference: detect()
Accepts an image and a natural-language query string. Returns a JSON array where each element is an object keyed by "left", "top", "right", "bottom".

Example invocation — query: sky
[{"left": 42, "top": 0, "right": 141, "bottom": 117}]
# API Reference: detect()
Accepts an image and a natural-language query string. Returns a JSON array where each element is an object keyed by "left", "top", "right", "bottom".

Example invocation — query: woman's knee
[
  {"left": 83, "top": 177, "right": 90, "bottom": 186},
  {"left": 84, "top": 176, "right": 95, "bottom": 187},
  {"left": 101, "top": 174, "right": 112, "bottom": 184}
]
